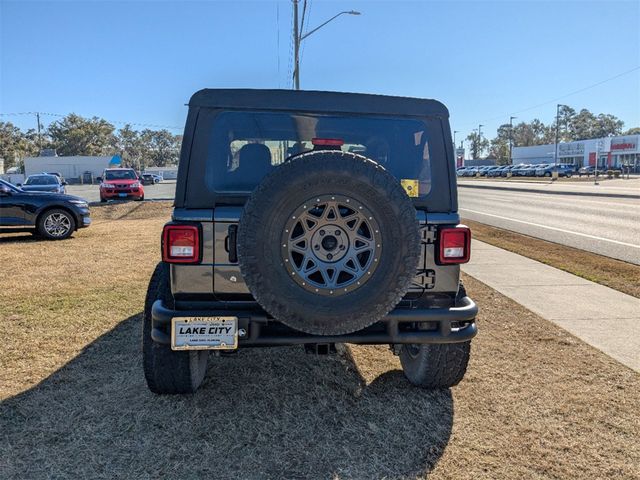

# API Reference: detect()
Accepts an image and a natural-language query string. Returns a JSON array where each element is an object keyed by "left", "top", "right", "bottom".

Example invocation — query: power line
[
  {"left": 0, "top": 111, "right": 182, "bottom": 131},
  {"left": 287, "top": 1, "right": 294, "bottom": 88},
  {"left": 460, "top": 65, "right": 640, "bottom": 130},
  {"left": 511, "top": 65, "right": 640, "bottom": 116}
]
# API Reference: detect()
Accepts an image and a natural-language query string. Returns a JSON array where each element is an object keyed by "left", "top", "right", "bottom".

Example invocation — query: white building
[
  {"left": 23, "top": 155, "right": 122, "bottom": 181},
  {"left": 512, "top": 134, "right": 640, "bottom": 171}
]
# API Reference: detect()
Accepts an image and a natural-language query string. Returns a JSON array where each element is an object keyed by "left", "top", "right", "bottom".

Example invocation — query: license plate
[
  {"left": 118, "top": 193, "right": 127, "bottom": 197},
  {"left": 171, "top": 317, "right": 238, "bottom": 350}
]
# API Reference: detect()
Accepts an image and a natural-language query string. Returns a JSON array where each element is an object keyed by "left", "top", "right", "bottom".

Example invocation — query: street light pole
[
  {"left": 554, "top": 104, "right": 560, "bottom": 167},
  {"left": 292, "top": 2, "right": 360, "bottom": 90},
  {"left": 509, "top": 116, "right": 516, "bottom": 165},
  {"left": 478, "top": 124, "right": 484, "bottom": 159},
  {"left": 554, "top": 104, "right": 569, "bottom": 168}
]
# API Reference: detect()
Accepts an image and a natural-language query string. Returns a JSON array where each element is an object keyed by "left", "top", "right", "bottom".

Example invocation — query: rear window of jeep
[{"left": 204, "top": 111, "right": 432, "bottom": 196}]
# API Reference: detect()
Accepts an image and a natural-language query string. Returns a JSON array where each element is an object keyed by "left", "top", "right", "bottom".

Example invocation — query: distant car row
[{"left": 457, "top": 163, "right": 580, "bottom": 178}]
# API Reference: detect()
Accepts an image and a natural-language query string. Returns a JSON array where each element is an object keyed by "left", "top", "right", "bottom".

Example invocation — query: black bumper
[{"left": 150, "top": 297, "right": 478, "bottom": 347}]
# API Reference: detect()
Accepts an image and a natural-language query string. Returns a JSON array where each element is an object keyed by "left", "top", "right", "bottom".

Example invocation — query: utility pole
[
  {"left": 293, "top": 0, "right": 300, "bottom": 90},
  {"left": 453, "top": 130, "right": 459, "bottom": 151},
  {"left": 509, "top": 116, "right": 516, "bottom": 165},
  {"left": 292, "top": 2, "right": 360, "bottom": 90},
  {"left": 36, "top": 112, "right": 42, "bottom": 153}
]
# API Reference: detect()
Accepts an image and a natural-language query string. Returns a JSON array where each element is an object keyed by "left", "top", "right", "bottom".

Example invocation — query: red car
[{"left": 99, "top": 168, "right": 145, "bottom": 202}]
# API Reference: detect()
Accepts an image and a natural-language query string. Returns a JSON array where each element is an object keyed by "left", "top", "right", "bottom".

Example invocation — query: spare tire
[{"left": 237, "top": 151, "right": 420, "bottom": 335}]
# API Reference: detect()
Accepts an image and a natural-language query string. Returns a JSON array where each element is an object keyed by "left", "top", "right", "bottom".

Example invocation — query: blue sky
[{"left": 1, "top": 0, "right": 639, "bottom": 151}]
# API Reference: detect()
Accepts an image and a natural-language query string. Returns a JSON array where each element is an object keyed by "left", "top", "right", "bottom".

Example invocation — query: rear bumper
[{"left": 150, "top": 297, "right": 478, "bottom": 347}]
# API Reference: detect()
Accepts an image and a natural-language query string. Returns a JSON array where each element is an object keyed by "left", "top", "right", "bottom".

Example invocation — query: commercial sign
[
  {"left": 611, "top": 143, "right": 636, "bottom": 150},
  {"left": 558, "top": 143, "right": 584, "bottom": 156},
  {"left": 455, "top": 147, "right": 465, "bottom": 167}
]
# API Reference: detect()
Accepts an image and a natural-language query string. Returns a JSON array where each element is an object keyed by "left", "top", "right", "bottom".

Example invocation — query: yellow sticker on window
[{"left": 401, "top": 179, "right": 419, "bottom": 197}]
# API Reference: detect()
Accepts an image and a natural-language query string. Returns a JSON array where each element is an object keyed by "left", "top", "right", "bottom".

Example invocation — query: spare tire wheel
[{"left": 237, "top": 151, "right": 420, "bottom": 336}]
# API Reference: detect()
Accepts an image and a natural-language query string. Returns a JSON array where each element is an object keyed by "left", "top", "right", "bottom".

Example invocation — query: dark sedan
[
  {"left": 19, "top": 174, "right": 67, "bottom": 194},
  {"left": 0, "top": 179, "right": 91, "bottom": 240}
]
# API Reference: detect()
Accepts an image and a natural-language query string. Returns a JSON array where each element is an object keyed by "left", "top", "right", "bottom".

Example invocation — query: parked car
[
  {"left": 463, "top": 167, "right": 479, "bottom": 176},
  {"left": 536, "top": 164, "right": 574, "bottom": 177},
  {"left": 19, "top": 173, "right": 67, "bottom": 194},
  {"left": 140, "top": 173, "right": 163, "bottom": 185},
  {"left": 482, "top": 166, "right": 501, "bottom": 176},
  {"left": 98, "top": 168, "right": 145, "bottom": 202},
  {"left": 500, "top": 165, "right": 517, "bottom": 177},
  {"left": 578, "top": 166, "right": 596, "bottom": 176},
  {"left": 0, "top": 178, "right": 91, "bottom": 240},
  {"left": 142, "top": 88, "right": 477, "bottom": 394},
  {"left": 510, "top": 164, "right": 529, "bottom": 176},
  {"left": 487, "top": 166, "right": 507, "bottom": 177}
]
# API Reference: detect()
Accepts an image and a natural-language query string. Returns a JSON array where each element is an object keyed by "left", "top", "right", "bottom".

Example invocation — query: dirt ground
[{"left": 1, "top": 202, "right": 638, "bottom": 479}]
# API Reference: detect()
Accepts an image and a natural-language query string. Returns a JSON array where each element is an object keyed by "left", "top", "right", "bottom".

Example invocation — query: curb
[{"left": 458, "top": 183, "right": 640, "bottom": 200}]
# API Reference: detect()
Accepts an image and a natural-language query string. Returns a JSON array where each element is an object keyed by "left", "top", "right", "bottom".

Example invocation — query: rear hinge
[
  {"left": 424, "top": 269, "right": 435, "bottom": 289},
  {"left": 413, "top": 269, "right": 436, "bottom": 290},
  {"left": 421, "top": 225, "right": 437, "bottom": 244}
]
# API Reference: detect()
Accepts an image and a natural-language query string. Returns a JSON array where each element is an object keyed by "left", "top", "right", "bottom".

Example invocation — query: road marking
[{"left": 459, "top": 208, "right": 640, "bottom": 250}]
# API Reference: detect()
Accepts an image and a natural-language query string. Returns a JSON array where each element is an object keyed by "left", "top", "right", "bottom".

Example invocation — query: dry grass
[
  {"left": 463, "top": 218, "right": 640, "bottom": 299},
  {"left": 1, "top": 202, "right": 639, "bottom": 479}
]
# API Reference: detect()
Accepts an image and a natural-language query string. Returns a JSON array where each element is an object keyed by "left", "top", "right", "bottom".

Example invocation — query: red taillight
[
  {"left": 162, "top": 225, "right": 200, "bottom": 264},
  {"left": 311, "top": 138, "right": 344, "bottom": 147},
  {"left": 437, "top": 226, "right": 471, "bottom": 264}
]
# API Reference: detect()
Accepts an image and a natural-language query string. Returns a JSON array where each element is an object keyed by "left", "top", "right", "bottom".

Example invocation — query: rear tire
[
  {"left": 142, "top": 263, "right": 208, "bottom": 394},
  {"left": 399, "top": 283, "right": 472, "bottom": 389},
  {"left": 399, "top": 341, "right": 471, "bottom": 389}
]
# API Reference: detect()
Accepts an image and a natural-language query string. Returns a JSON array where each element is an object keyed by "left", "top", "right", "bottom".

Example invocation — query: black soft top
[{"left": 189, "top": 89, "right": 449, "bottom": 118}]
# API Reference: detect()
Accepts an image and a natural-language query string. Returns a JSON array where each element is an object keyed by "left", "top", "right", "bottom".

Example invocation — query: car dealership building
[{"left": 512, "top": 134, "right": 640, "bottom": 171}]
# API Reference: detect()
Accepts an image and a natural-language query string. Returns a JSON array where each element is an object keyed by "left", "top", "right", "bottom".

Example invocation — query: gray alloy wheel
[
  {"left": 282, "top": 194, "right": 382, "bottom": 296},
  {"left": 37, "top": 209, "right": 75, "bottom": 240}
]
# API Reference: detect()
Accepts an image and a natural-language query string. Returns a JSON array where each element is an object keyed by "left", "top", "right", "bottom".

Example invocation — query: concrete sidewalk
[
  {"left": 462, "top": 240, "right": 640, "bottom": 372},
  {"left": 458, "top": 178, "right": 640, "bottom": 199}
]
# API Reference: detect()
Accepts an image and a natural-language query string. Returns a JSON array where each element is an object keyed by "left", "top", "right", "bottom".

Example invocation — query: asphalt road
[
  {"left": 67, "top": 181, "right": 177, "bottom": 203},
  {"left": 459, "top": 186, "right": 640, "bottom": 265}
]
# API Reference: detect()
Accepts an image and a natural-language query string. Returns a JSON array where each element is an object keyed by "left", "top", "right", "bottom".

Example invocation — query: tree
[
  {"left": 592, "top": 113, "right": 624, "bottom": 138},
  {"left": 138, "top": 129, "right": 181, "bottom": 168},
  {"left": 0, "top": 122, "right": 38, "bottom": 169},
  {"left": 623, "top": 127, "right": 640, "bottom": 135},
  {"left": 488, "top": 123, "right": 512, "bottom": 164},
  {"left": 466, "top": 131, "right": 490, "bottom": 159},
  {"left": 554, "top": 105, "right": 576, "bottom": 143},
  {"left": 511, "top": 119, "right": 551, "bottom": 147},
  {"left": 48, "top": 114, "right": 116, "bottom": 156},
  {"left": 115, "top": 124, "right": 146, "bottom": 169}
]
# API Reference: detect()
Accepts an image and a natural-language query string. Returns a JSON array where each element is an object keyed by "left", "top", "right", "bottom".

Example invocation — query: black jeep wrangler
[{"left": 143, "top": 89, "right": 477, "bottom": 394}]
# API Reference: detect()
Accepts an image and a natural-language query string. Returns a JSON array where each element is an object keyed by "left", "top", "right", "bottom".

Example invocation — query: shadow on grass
[
  {"left": 0, "top": 314, "right": 453, "bottom": 479},
  {"left": 0, "top": 233, "right": 39, "bottom": 244}
]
